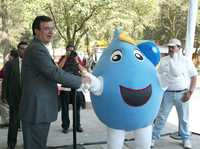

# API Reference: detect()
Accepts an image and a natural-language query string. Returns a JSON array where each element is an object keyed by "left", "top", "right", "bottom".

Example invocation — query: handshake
[{"left": 81, "top": 71, "right": 103, "bottom": 96}]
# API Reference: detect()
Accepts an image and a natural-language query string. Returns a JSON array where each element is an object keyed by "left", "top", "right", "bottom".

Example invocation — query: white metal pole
[{"left": 185, "top": 0, "right": 198, "bottom": 59}]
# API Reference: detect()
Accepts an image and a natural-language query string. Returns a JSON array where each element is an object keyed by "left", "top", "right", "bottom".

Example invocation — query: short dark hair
[
  {"left": 66, "top": 44, "right": 75, "bottom": 49},
  {"left": 10, "top": 49, "right": 19, "bottom": 58},
  {"left": 17, "top": 41, "right": 28, "bottom": 49},
  {"left": 32, "top": 15, "right": 53, "bottom": 35}
]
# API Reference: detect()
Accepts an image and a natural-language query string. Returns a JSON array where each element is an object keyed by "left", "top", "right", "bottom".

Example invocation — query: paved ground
[{"left": 0, "top": 108, "right": 200, "bottom": 149}]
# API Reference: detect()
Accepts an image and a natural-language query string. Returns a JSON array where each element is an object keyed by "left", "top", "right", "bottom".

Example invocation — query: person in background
[
  {"left": 0, "top": 50, "right": 19, "bottom": 78},
  {"left": 1, "top": 49, "right": 19, "bottom": 102},
  {"left": 0, "top": 50, "right": 18, "bottom": 128},
  {"left": 5, "top": 42, "right": 28, "bottom": 149},
  {"left": 151, "top": 39, "right": 197, "bottom": 149},
  {"left": 58, "top": 44, "right": 86, "bottom": 133},
  {"left": 20, "top": 15, "right": 91, "bottom": 149}
]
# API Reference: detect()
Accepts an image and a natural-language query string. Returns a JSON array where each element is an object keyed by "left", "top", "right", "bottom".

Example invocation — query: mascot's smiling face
[{"left": 91, "top": 29, "right": 164, "bottom": 131}]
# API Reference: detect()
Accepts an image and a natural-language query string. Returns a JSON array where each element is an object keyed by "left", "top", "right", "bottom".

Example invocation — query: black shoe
[
  {"left": 76, "top": 127, "right": 83, "bottom": 132},
  {"left": 7, "top": 144, "right": 15, "bottom": 149},
  {"left": 0, "top": 123, "right": 9, "bottom": 128},
  {"left": 62, "top": 128, "right": 68, "bottom": 133}
]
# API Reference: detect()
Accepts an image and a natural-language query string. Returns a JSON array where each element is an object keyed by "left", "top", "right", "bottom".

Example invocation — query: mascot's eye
[
  {"left": 111, "top": 50, "right": 122, "bottom": 62},
  {"left": 134, "top": 50, "right": 144, "bottom": 61}
]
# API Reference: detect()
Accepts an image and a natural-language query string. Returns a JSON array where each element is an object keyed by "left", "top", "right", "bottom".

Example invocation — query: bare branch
[
  {"left": 48, "top": 5, "right": 67, "bottom": 43},
  {"left": 75, "top": 28, "right": 89, "bottom": 47},
  {"left": 66, "top": 23, "right": 71, "bottom": 41},
  {"left": 75, "top": 7, "right": 97, "bottom": 32},
  {"left": 72, "top": 24, "right": 77, "bottom": 42},
  {"left": 175, "top": 28, "right": 180, "bottom": 37}
]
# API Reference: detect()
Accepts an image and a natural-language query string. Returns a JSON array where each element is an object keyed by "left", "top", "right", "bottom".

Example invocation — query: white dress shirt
[{"left": 158, "top": 51, "right": 197, "bottom": 91}]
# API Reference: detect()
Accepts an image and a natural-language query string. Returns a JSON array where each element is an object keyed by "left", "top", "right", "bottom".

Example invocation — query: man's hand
[
  {"left": 81, "top": 71, "right": 103, "bottom": 96},
  {"left": 181, "top": 90, "right": 192, "bottom": 102}
]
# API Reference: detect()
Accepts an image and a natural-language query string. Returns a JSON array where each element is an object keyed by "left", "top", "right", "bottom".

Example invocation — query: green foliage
[
  {"left": 143, "top": 0, "right": 189, "bottom": 44},
  {"left": 47, "top": 0, "right": 111, "bottom": 49},
  {"left": 85, "top": 0, "right": 159, "bottom": 49},
  {"left": 1, "top": 0, "right": 200, "bottom": 54},
  {"left": 0, "top": 0, "right": 50, "bottom": 50}
]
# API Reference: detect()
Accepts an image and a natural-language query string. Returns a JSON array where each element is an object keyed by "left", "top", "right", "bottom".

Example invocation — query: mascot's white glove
[
  {"left": 82, "top": 72, "right": 103, "bottom": 96},
  {"left": 89, "top": 73, "right": 103, "bottom": 96}
]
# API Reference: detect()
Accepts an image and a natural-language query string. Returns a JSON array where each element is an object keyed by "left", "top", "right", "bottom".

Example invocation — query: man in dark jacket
[
  {"left": 0, "top": 49, "right": 18, "bottom": 128},
  {"left": 5, "top": 41, "right": 28, "bottom": 149},
  {"left": 20, "top": 15, "right": 90, "bottom": 149}
]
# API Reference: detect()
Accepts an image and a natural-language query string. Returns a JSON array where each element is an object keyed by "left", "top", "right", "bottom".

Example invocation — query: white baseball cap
[{"left": 167, "top": 38, "right": 181, "bottom": 47}]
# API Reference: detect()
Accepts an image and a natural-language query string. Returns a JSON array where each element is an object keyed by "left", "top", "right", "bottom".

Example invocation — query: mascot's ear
[{"left": 137, "top": 41, "right": 160, "bottom": 66}]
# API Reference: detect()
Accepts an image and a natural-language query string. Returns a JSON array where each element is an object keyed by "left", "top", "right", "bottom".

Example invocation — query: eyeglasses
[{"left": 41, "top": 27, "right": 55, "bottom": 32}]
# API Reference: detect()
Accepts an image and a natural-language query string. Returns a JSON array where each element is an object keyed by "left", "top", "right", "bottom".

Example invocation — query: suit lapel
[{"left": 34, "top": 37, "right": 56, "bottom": 65}]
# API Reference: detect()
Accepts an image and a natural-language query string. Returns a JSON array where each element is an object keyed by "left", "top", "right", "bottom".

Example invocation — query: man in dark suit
[
  {"left": 0, "top": 49, "right": 18, "bottom": 128},
  {"left": 5, "top": 42, "right": 28, "bottom": 149},
  {"left": 20, "top": 15, "right": 90, "bottom": 149}
]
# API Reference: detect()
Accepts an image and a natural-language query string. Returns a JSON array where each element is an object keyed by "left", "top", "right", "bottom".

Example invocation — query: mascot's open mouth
[{"left": 120, "top": 84, "right": 152, "bottom": 107}]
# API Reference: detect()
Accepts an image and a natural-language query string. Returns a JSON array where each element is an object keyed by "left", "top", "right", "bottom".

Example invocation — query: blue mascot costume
[{"left": 87, "top": 29, "right": 165, "bottom": 149}]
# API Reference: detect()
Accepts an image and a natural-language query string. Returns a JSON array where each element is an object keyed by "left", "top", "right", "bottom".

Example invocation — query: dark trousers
[
  {"left": 60, "top": 91, "right": 82, "bottom": 129},
  {"left": 7, "top": 104, "right": 20, "bottom": 148},
  {"left": 22, "top": 121, "right": 50, "bottom": 149}
]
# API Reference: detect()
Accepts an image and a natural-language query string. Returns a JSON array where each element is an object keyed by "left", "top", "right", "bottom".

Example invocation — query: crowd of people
[{"left": 0, "top": 15, "right": 198, "bottom": 149}]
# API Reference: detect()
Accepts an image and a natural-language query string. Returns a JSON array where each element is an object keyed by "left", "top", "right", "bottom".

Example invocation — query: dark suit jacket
[
  {"left": 4, "top": 58, "right": 21, "bottom": 107},
  {"left": 20, "top": 37, "right": 82, "bottom": 124}
]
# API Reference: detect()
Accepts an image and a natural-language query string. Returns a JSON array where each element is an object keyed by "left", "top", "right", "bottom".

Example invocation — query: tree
[
  {"left": 0, "top": 0, "right": 30, "bottom": 60},
  {"left": 1, "top": 0, "right": 198, "bottom": 56},
  {"left": 47, "top": 0, "right": 111, "bottom": 49},
  {"left": 143, "top": 0, "right": 188, "bottom": 44},
  {"left": 88, "top": 0, "right": 159, "bottom": 40}
]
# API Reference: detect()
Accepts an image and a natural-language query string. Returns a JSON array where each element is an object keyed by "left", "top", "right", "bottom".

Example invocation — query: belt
[
  {"left": 60, "top": 87, "right": 82, "bottom": 92},
  {"left": 166, "top": 89, "right": 187, "bottom": 93}
]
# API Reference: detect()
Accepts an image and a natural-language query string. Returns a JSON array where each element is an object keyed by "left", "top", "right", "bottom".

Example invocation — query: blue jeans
[{"left": 152, "top": 91, "right": 190, "bottom": 141}]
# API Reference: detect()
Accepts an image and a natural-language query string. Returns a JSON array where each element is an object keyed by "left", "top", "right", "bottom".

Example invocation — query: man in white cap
[{"left": 151, "top": 38, "right": 197, "bottom": 149}]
